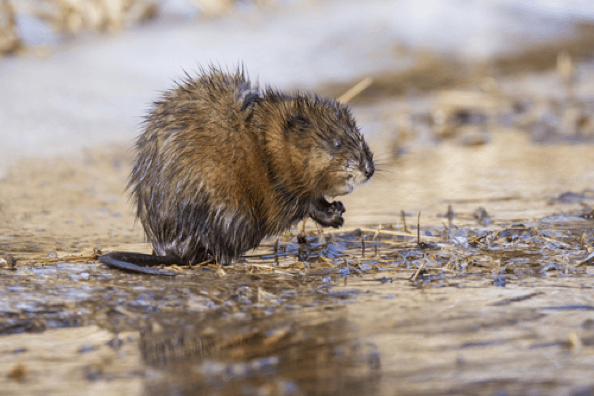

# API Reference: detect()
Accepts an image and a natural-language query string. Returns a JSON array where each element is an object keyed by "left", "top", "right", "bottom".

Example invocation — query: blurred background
[{"left": 2, "top": 0, "right": 594, "bottom": 177}]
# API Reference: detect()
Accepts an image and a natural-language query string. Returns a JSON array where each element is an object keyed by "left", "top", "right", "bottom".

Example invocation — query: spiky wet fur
[{"left": 130, "top": 66, "right": 374, "bottom": 265}]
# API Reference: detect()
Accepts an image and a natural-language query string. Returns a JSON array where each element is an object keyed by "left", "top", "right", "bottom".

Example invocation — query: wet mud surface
[
  {"left": 3, "top": 44, "right": 594, "bottom": 396},
  {"left": 2, "top": 123, "right": 594, "bottom": 395}
]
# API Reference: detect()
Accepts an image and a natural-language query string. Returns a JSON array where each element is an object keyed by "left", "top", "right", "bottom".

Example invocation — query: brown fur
[{"left": 130, "top": 66, "right": 374, "bottom": 265}]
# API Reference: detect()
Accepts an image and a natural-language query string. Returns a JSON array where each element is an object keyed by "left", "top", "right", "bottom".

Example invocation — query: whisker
[
  {"left": 311, "top": 171, "right": 330, "bottom": 191},
  {"left": 372, "top": 152, "right": 397, "bottom": 159},
  {"left": 311, "top": 167, "right": 349, "bottom": 193},
  {"left": 371, "top": 173, "right": 392, "bottom": 181},
  {"left": 373, "top": 169, "right": 396, "bottom": 176},
  {"left": 373, "top": 151, "right": 395, "bottom": 157}
]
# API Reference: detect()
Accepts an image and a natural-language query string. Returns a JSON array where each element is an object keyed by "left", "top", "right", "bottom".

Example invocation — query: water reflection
[{"left": 143, "top": 312, "right": 381, "bottom": 396}]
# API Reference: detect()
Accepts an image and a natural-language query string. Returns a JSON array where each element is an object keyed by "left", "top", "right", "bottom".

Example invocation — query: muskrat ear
[
  {"left": 240, "top": 92, "right": 260, "bottom": 111},
  {"left": 286, "top": 114, "right": 310, "bottom": 132}
]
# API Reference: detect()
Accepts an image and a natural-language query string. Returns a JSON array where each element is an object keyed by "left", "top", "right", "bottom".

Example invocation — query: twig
[
  {"left": 338, "top": 77, "right": 373, "bottom": 103},
  {"left": 410, "top": 261, "right": 425, "bottom": 281},
  {"left": 401, "top": 210, "right": 408, "bottom": 232},
  {"left": 24, "top": 252, "right": 101, "bottom": 264},
  {"left": 316, "top": 223, "right": 325, "bottom": 244},
  {"left": 417, "top": 212, "right": 421, "bottom": 245},
  {"left": 576, "top": 250, "right": 594, "bottom": 267}
]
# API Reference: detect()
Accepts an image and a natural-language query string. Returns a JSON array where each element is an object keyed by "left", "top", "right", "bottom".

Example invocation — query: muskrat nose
[{"left": 363, "top": 161, "right": 374, "bottom": 179}]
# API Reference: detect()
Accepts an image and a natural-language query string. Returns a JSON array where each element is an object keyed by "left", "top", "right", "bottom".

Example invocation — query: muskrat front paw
[
  {"left": 311, "top": 211, "right": 344, "bottom": 228},
  {"left": 327, "top": 213, "right": 344, "bottom": 228},
  {"left": 329, "top": 201, "right": 346, "bottom": 215},
  {"left": 310, "top": 199, "right": 345, "bottom": 228}
]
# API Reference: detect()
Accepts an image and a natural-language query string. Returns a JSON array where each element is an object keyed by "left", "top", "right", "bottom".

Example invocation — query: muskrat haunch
[{"left": 100, "top": 66, "right": 374, "bottom": 274}]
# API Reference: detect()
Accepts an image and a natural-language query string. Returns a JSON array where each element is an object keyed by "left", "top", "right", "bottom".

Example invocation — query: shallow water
[
  {"left": 345, "top": 131, "right": 594, "bottom": 225},
  {"left": 3, "top": 102, "right": 594, "bottom": 394}
]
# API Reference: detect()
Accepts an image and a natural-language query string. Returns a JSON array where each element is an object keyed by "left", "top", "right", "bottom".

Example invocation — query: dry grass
[
  {"left": 493, "top": 23, "right": 594, "bottom": 75},
  {"left": 1, "top": 0, "right": 274, "bottom": 55},
  {"left": 322, "top": 22, "right": 594, "bottom": 104},
  {"left": 320, "top": 54, "right": 474, "bottom": 103},
  {"left": 15, "top": 0, "right": 159, "bottom": 34},
  {"left": 0, "top": 0, "right": 22, "bottom": 55}
]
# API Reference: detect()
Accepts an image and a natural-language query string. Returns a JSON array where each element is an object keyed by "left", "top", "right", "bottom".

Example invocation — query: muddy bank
[{"left": 2, "top": 102, "right": 594, "bottom": 394}]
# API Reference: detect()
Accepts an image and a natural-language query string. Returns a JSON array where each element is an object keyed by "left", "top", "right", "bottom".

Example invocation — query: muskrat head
[{"left": 284, "top": 97, "right": 375, "bottom": 198}]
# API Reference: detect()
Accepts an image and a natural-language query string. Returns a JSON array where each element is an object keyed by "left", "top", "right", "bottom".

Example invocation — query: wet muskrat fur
[{"left": 100, "top": 66, "right": 374, "bottom": 274}]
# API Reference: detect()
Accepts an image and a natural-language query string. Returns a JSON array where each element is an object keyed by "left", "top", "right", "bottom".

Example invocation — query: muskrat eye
[{"left": 333, "top": 140, "right": 342, "bottom": 149}]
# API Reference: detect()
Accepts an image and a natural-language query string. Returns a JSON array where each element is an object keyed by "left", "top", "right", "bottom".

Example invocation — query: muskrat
[{"left": 99, "top": 66, "right": 374, "bottom": 275}]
